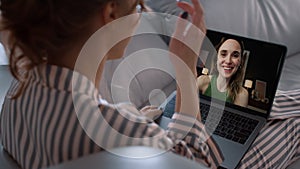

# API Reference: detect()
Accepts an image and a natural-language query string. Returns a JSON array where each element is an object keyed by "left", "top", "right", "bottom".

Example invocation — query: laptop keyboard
[{"left": 200, "top": 103, "right": 259, "bottom": 144}]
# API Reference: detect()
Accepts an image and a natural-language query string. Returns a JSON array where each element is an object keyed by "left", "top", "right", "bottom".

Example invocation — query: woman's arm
[
  {"left": 169, "top": 0, "right": 205, "bottom": 118},
  {"left": 166, "top": 0, "right": 223, "bottom": 167}
]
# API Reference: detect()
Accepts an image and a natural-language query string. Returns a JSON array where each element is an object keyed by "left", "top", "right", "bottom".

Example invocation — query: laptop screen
[{"left": 197, "top": 30, "right": 287, "bottom": 116}]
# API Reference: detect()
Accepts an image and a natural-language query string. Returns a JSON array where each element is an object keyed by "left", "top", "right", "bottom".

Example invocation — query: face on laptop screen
[{"left": 197, "top": 30, "right": 286, "bottom": 114}]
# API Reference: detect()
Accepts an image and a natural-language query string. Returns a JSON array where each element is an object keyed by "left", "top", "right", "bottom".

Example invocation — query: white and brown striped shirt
[{"left": 0, "top": 64, "right": 223, "bottom": 169}]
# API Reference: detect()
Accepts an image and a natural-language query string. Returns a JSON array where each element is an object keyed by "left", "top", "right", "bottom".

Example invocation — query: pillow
[
  {"left": 146, "top": 0, "right": 300, "bottom": 90},
  {"left": 146, "top": 0, "right": 300, "bottom": 58}
]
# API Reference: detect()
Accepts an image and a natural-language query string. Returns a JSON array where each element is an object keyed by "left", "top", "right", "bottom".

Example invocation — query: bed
[{"left": 0, "top": 0, "right": 300, "bottom": 168}]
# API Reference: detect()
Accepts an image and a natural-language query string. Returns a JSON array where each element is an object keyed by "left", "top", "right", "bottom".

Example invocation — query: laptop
[{"left": 157, "top": 29, "right": 287, "bottom": 169}]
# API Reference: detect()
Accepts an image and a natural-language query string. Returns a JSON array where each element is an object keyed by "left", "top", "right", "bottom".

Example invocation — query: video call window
[{"left": 197, "top": 30, "right": 285, "bottom": 113}]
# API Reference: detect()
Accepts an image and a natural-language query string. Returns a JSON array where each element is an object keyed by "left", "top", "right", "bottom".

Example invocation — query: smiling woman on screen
[{"left": 197, "top": 38, "right": 249, "bottom": 107}]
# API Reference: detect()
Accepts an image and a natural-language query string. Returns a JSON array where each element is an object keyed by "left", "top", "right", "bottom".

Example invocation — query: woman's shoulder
[
  {"left": 197, "top": 75, "right": 212, "bottom": 91},
  {"left": 234, "top": 87, "right": 249, "bottom": 107},
  {"left": 197, "top": 75, "right": 212, "bottom": 83},
  {"left": 238, "top": 87, "right": 249, "bottom": 98}
]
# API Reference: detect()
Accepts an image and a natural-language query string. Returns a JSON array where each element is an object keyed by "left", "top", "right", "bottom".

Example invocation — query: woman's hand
[
  {"left": 169, "top": 0, "right": 206, "bottom": 119},
  {"left": 140, "top": 105, "right": 163, "bottom": 120},
  {"left": 169, "top": 0, "right": 206, "bottom": 77}
]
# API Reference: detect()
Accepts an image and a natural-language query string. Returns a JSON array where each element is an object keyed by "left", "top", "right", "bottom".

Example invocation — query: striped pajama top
[{"left": 0, "top": 64, "right": 223, "bottom": 169}]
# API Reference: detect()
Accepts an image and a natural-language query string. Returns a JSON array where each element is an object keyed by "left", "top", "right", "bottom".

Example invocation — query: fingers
[
  {"left": 176, "top": 0, "right": 206, "bottom": 33},
  {"left": 140, "top": 105, "right": 163, "bottom": 120},
  {"left": 177, "top": 0, "right": 204, "bottom": 18},
  {"left": 177, "top": 1, "right": 194, "bottom": 16},
  {"left": 191, "top": 0, "right": 206, "bottom": 33},
  {"left": 191, "top": 0, "right": 204, "bottom": 16},
  {"left": 140, "top": 105, "right": 159, "bottom": 111}
]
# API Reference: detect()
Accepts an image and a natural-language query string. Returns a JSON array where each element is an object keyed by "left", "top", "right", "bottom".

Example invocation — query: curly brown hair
[{"left": 0, "top": 0, "right": 125, "bottom": 98}]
